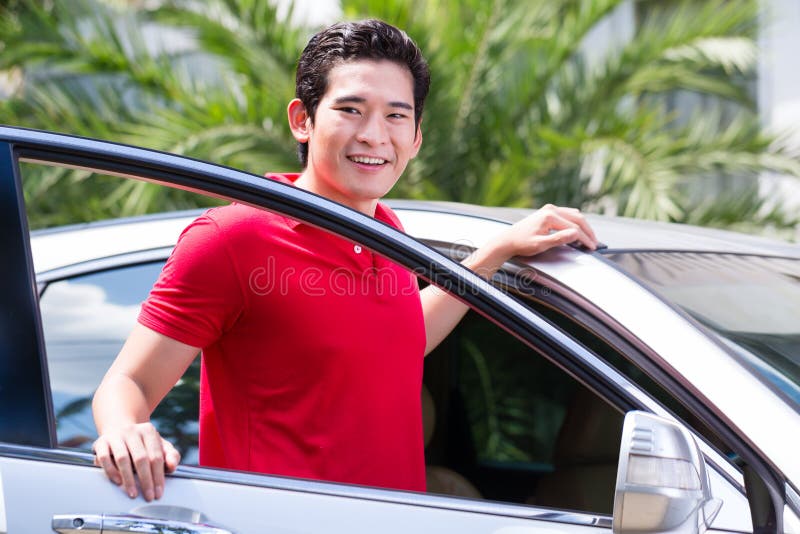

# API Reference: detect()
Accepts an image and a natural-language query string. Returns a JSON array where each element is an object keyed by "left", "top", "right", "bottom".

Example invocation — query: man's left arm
[{"left": 420, "top": 205, "right": 598, "bottom": 356}]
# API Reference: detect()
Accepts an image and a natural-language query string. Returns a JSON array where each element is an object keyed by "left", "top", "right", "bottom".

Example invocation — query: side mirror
[{"left": 613, "top": 411, "right": 722, "bottom": 534}]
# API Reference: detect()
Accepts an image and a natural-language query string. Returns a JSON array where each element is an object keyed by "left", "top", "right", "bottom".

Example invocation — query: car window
[
  {"left": 606, "top": 251, "right": 800, "bottom": 410},
  {"left": 497, "top": 266, "right": 738, "bottom": 463},
  {"left": 39, "top": 261, "right": 201, "bottom": 462},
  {"left": 424, "top": 309, "right": 623, "bottom": 515},
  {"left": 21, "top": 153, "right": 626, "bottom": 517}
]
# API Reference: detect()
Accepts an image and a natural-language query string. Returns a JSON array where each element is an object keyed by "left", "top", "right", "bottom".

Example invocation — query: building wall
[{"left": 758, "top": 0, "right": 800, "bottom": 220}]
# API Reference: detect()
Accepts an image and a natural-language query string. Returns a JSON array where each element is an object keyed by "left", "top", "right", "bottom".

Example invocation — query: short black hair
[{"left": 294, "top": 19, "right": 430, "bottom": 166}]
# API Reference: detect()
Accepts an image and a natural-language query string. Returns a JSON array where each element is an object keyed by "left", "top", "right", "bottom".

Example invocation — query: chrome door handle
[{"left": 52, "top": 513, "right": 233, "bottom": 533}]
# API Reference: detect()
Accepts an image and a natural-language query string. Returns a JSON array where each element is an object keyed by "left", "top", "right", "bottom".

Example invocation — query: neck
[{"left": 294, "top": 172, "right": 378, "bottom": 217}]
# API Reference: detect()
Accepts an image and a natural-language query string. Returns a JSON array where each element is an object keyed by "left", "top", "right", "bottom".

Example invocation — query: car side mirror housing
[{"left": 613, "top": 411, "right": 722, "bottom": 534}]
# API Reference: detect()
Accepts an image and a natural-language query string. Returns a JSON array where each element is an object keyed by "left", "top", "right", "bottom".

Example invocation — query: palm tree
[
  {"left": 0, "top": 0, "right": 304, "bottom": 227},
  {"left": 2, "top": 0, "right": 798, "bottom": 234},
  {"left": 342, "top": 0, "right": 799, "bottom": 232}
]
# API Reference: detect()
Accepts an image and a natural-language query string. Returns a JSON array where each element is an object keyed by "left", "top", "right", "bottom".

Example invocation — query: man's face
[{"left": 290, "top": 59, "right": 422, "bottom": 214}]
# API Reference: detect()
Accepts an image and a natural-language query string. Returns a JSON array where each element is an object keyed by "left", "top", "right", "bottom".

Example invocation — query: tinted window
[
  {"left": 504, "top": 266, "right": 738, "bottom": 464},
  {"left": 40, "top": 261, "right": 200, "bottom": 462},
  {"left": 424, "top": 310, "right": 622, "bottom": 514}
]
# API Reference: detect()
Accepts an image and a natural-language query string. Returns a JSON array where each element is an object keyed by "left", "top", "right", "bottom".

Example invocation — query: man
[{"left": 92, "top": 19, "right": 597, "bottom": 502}]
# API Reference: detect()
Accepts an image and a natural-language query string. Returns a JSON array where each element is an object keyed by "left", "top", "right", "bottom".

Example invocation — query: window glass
[
  {"left": 607, "top": 252, "right": 800, "bottom": 410},
  {"left": 505, "top": 268, "right": 737, "bottom": 464},
  {"left": 424, "top": 309, "right": 622, "bottom": 514},
  {"left": 21, "top": 159, "right": 218, "bottom": 461},
  {"left": 21, "top": 161, "right": 222, "bottom": 230},
  {"left": 40, "top": 261, "right": 201, "bottom": 463}
]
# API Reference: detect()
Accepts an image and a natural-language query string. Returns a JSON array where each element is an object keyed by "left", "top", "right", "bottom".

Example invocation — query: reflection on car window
[
  {"left": 607, "top": 252, "right": 800, "bottom": 410},
  {"left": 20, "top": 161, "right": 222, "bottom": 230},
  {"left": 40, "top": 261, "right": 200, "bottom": 462}
]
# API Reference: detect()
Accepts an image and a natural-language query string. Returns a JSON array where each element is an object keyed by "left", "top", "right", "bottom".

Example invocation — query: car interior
[{"left": 422, "top": 306, "right": 623, "bottom": 514}]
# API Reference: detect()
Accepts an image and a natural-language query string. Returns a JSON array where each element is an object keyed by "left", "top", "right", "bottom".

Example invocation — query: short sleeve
[
  {"left": 139, "top": 212, "right": 245, "bottom": 348},
  {"left": 374, "top": 202, "right": 405, "bottom": 232}
]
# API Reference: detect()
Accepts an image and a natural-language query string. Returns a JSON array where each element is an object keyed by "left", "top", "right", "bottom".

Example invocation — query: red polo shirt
[{"left": 139, "top": 174, "right": 427, "bottom": 491}]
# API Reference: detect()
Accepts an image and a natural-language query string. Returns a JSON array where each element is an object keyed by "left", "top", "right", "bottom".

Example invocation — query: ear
[
  {"left": 410, "top": 119, "right": 423, "bottom": 159},
  {"left": 287, "top": 98, "right": 312, "bottom": 143}
]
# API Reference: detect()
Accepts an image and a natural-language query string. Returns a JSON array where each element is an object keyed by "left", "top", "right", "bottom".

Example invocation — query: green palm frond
[
  {"left": 152, "top": 0, "right": 303, "bottom": 91},
  {"left": 3, "top": 0, "right": 798, "bottom": 236}
]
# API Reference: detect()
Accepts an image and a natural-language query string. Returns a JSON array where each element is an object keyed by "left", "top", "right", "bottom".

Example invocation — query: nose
[{"left": 355, "top": 113, "right": 389, "bottom": 146}]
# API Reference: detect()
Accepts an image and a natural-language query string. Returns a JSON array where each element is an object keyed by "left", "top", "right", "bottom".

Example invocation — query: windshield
[{"left": 605, "top": 252, "right": 800, "bottom": 410}]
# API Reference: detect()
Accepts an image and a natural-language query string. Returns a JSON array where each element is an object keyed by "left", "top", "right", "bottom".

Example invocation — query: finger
[
  {"left": 107, "top": 436, "right": 138, "bottom": 499},
  {"left": 162, "top": 439, "right": 182, "bottom": 473},
  {"left": 142, "top": 430, "right": 166, "bottom": 500},
  {"left": 568, "top": 225, "right": 597, "bottom": 250},
  {"left": 552, "top": 207, "right": 598, "bottom": 245},
  {"left": 548, "top": 227, "right": 581, "bottom": 248},
  {"left": 545, "top": 212, "right": 596, "bottom": 250},
  {"left": 539, "top": 212, "right": 584, "bottom": 242},
  {"left": 93, "top": 438, "right": 122, "bottom": 486},
  {"left": 125, "top": 432, "right": 156, "bottom": 502},
  {"left": 524, "top": 228, "right": 578, "bottom": 256},
  {"left": 571, "top": 217, "right": 597, "bottom": 246}
]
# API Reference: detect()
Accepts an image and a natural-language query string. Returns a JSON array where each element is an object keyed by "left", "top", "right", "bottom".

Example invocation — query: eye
[
  {"left": 388, "top": 112, "right": 410, "bottom": 120},
  {"left": 337, "top": 107, "right": 360, "bottom": 115}
]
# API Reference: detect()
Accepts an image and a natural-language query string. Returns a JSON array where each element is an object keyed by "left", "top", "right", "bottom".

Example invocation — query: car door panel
[
  {"left": 0, "top": 141, "right": 53, "bottom": 448},
  {"left": 0, "top": 450, "right": 613, "bottom": 533}
]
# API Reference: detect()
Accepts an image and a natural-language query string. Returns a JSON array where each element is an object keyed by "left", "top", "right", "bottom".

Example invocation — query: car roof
[
  {"left": 388, "top": 200, "right": 800, "bottom": 258},
  {"left": 29, "top": 201, "right": 800, "bottom": 274}
]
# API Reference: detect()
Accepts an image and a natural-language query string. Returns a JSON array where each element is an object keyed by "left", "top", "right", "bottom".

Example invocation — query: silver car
[{"left": 1, "top": 126, "right": 798, "bottom": 533}]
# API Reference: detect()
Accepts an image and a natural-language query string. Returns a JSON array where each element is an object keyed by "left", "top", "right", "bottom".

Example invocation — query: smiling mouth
[{"left": 348, "top": 156, "right": 388, "bottom": 166}]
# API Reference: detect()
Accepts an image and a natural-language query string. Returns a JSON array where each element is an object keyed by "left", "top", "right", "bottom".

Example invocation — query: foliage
[
  {"left": 1, "top": 0, "right": 798, "bottom": 235},
  {"left": 342, "top": 0, "right": 799, "bottom": 233},
  {"left": 0, "top": 0, "right": 304, "bottom": 227}
]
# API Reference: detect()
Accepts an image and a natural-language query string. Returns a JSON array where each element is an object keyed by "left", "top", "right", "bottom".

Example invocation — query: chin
[{"left": 351, "top": 182, "right": 399, "bottom": 201}]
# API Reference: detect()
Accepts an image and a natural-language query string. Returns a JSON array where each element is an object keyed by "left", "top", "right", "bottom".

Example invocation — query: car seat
[{"left": 529, "top": 387, "right": 623, "bottom": 513}]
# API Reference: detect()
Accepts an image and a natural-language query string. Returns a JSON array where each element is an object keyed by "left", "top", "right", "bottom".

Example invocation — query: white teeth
[{"left": 350, "top": 156, "right": 386, "bottom": 165}]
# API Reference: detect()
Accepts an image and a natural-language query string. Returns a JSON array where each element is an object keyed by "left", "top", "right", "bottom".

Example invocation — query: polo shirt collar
[{"left": 264, "top": 173, "right": 394, "bottom": 228}]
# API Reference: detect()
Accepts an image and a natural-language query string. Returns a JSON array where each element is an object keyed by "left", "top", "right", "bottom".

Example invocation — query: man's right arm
[{"left": 92, "top": 322, "right": 200, "bottom": 502}]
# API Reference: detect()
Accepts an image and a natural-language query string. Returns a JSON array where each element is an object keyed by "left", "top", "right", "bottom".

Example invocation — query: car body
[{"left": 1, "top": 126, "right": 799, "bottom": 533}]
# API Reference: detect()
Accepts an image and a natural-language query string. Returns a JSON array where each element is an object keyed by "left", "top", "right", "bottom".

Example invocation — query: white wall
[
  {"left": 758, "top": 0, "right": 800, "bottom": 230},
  {"left": 758, "top": 0, "right": 800, "bottom": 142},
  {"left": 274, "top": 0, "right": 341, "bottom": 27}
]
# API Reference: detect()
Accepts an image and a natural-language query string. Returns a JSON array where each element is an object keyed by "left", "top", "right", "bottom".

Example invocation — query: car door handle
[{"left": 52, "top": 513, "right": 233, "bottom": 534}]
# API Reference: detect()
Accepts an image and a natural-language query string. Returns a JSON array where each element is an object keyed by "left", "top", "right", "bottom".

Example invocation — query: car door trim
[{"left": 0, "top": 141, "right": 55, "bottom": 448}]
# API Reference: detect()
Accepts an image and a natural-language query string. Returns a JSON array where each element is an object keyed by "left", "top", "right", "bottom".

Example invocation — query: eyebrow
[{"left": 333, "top": 95, "right": 413, "bottom": 111}]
